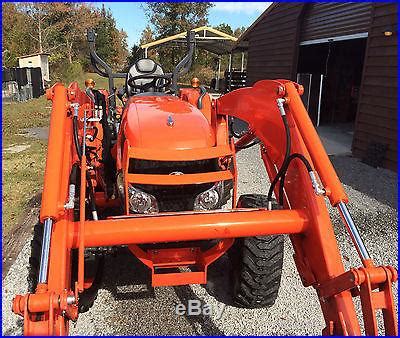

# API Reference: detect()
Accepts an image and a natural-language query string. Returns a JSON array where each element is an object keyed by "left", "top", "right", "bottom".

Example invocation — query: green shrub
[
  {"left": 181, "top": 66, "right": 215, "bottom": 87},
  {"left": 49, "top": 60, "right": 83, "bottom": 85}
]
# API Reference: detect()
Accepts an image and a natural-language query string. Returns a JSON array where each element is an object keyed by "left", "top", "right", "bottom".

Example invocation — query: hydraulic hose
[
  {"left": 236, "top": 139, "right": 261, "bottom": 150},
  {"left": 72, "top": 113, "right": 98, "bottom": 220},
  {"left": 229, "top": 117, "right": 249, "bottom": 139},
  {"left": 267, "top": 112, "right": 291, "bottom": 207},
  {"left": 69, "top": 163, "right": 79, "bottom": 185},
  {"left": 278, "top": 153, "right": 313, "bottom": 205},
  {"left": 197, "top": 86, "right": 207, "bottom": 109},
  {"left": 65, "top": 164, "right": 79, "bottom": 210},
  {"left": 86, "top": 171, "right": 98, "bottom": 220},
  {"left": 73, "top": 116, "right": 82, "bottom": 160}
]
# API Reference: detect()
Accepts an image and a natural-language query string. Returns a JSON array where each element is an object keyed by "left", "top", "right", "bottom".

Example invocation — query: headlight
[
  {"left": 194, "top": 181, "right": 224, "bottom": 211},
  {"left": 128, "top": 186, "right": 159, "bottom": 213}
]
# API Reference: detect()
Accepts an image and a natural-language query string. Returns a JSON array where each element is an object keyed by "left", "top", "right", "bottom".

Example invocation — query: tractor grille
[
  {"left": 134, "top": 183, "right": 213, "bottom": 212},
  {"left": 129, "top": 159, "right": 223, "bottom": 212},
  {"left": 128, "top": 159, "right": 218, "bottom": 175}
]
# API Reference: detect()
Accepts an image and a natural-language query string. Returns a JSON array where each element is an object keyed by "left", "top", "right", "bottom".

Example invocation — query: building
[
  {"left": 18, "top": 53, "right": 50, "bottom": 83},
  {"left": 234, "top": 2, "right": 397, "bottom": 171},
  {"left": 2, "top": 67, "right": 44, "bottom": 102}
]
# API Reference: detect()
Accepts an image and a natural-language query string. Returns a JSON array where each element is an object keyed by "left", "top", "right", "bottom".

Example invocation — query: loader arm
[
  {"left": 216, "top": 80, "right": 398, "bottom": 335},
  {"left": 11, "top": 80, "right": 397, "bottom": 336}
]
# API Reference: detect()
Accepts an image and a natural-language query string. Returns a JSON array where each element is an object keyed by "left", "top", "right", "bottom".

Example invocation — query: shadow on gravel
[
  {"left": 99, "top": 248, "right": 227, "bottom": 335},
  {"left": 330, "top": 155, "right": 397, "bottom": 209},
  {"left": 203, "top": 254, "right": 236, "bottom": 306},
  {"left": 173, "top": 285, "right": 225, "bottom": 335},
  {"left": 101, "top": 248, "right": 156, "bottom": 301}
]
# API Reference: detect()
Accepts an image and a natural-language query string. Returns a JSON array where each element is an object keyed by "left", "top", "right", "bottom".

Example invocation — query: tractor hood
[{"left": 123, "top": 95, "right": 215, "bottom": 149}]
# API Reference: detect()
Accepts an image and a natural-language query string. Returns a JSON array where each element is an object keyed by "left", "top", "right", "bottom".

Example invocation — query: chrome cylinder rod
[
  {"left": 337, "top": 201, "right": 370, "bottom": 262},
  {"left": 82, "top": 109, "right": 87, "bottom": 155},
  {"left": 38, "top": 218, "right": 53, "bottom": 284}
]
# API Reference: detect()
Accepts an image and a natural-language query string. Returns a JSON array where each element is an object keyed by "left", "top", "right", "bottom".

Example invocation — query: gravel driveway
[{"left": 2, "top": 146, "right": 398, "bottom": 335}]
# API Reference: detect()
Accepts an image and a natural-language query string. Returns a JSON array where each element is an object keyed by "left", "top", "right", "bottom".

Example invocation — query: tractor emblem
[
  {"left": 167, "top": 115, "right": 174, "bottom": 127},
  {"left": 169, "top": 171, "right": 183, "bottom": 175}
]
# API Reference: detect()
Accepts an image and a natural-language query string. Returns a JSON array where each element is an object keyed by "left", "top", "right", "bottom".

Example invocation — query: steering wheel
[{"left": 127, "top": 74, "right": 172, "bottom": 91}]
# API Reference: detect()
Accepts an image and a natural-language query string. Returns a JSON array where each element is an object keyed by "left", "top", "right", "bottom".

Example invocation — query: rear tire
[{"left": 230, "top": 194, "right": 284, "bottom": 308}]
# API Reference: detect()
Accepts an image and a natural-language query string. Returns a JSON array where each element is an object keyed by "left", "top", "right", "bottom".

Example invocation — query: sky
[{"left": 95, "top": 2, "right": 272, "bottom": 48}]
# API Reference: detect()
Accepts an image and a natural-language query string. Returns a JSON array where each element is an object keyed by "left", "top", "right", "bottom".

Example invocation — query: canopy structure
[
  {"left": 140, "top": 26, "right": 237, "bottom": 56},
  {"left": 141, "top": 26, "right": 245, "bottom": 91}
]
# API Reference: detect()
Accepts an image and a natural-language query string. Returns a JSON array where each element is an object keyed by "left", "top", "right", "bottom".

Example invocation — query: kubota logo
[
  {"left": 167, "top": 115, "right": 174, "bottom": 126},
  {"left": 169, "top": 171, "right": 184, "bottom": 175}
]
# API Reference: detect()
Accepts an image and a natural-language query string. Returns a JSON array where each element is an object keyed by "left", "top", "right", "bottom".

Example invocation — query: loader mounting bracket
[{"left": 318, "top": 264, "right": 398, "bottom": 335}]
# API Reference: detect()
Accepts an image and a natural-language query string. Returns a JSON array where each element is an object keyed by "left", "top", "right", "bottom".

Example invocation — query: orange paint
[{"left": 40, "top": 84, "right": 69, "bottom": 221}]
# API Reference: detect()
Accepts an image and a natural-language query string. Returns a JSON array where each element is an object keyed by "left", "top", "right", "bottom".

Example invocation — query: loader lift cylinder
[
  {"left": 337, "top": 201, "right": 370, "bottom": 262},
  {"left": 38, "top": 218, "right": 53, "bottom": 284}
]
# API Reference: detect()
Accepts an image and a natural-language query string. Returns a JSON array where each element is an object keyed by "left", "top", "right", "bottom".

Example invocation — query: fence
[{"left": 2, "top": 67, "right": 44, "bottom": 102}]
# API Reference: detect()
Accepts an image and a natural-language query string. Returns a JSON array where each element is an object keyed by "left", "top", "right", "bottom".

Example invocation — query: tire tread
[{"left": 231, "top": 194, "right": 284, "bottom": 308}]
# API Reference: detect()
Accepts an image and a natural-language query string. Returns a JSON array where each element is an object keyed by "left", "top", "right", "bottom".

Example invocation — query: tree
[
  {"left": 114, "top": 29, "right": 129, "bottom": 69},
  {"left": 140, "top": 25, "right": 154, "bottom": 45},
  {"left": 126, "top": 25, "right": 156, "bottom": 67},
  {"left": 143, "top": 2, "right": 214, "bottom": 71},
  {"left": 144, "top": 2, "right": 214, "bottom": 37},
  {"left": 140, "top": 25, "right": 157, "bottom": 59},
  {"left": 95, "top": 5, "right": 128, "bottom": 70},
  {"left": 50, "top": 3, "right": 99, "bottom": 64},
  {"left": 214, "top": 23, "right": 233, "bottom": 36},
  {"left": 233, "top": 26, "right": 247, "bottom": 38},
  {"left": 17, "top": 2, "right": 55, "bottom": 54},
  {"left": 15, "top": 2, "right": 99, "bottom": 64},
  {"left": 126, "top": 44, "right": 142, "bottom": 68},
  {"left": 2, "top": 2, "right": 127, "bottom": 82},
  {"left": 2, "top": 3, "right": 36, "bottom": 66}
]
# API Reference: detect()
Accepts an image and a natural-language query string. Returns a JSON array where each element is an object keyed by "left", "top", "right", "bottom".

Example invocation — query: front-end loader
[{"left": 12, "top": 29, "right": 397, "bottom": 335}]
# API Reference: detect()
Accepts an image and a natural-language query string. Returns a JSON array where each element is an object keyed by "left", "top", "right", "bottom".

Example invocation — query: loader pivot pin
[
  {"left": 38, "top": 218, "right": 53, "bottom": 284},
  {"left": 337, "top": 201, "right": 370, "bottom": 263}
]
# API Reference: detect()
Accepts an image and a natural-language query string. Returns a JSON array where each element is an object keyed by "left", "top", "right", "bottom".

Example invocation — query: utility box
[{"left": 18, "top": 53, "right": 50, "bottom": 83}]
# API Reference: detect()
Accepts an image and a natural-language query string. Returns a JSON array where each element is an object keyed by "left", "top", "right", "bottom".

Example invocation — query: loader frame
[{"left": 12, "top": 79, "right": 397, "bottom": 336}]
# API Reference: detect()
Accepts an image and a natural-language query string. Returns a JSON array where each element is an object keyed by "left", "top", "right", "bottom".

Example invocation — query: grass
[{"left": 2, "top": 73, "right": 123, "bottom": 235}]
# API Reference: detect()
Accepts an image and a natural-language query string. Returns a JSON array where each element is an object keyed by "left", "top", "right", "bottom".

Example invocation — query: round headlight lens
[
  {"left": 194, "top": 185, "right": 221, "bottom": 211},
  {"left": 128, "top": 186, "right": 159, "bottom": 213}
]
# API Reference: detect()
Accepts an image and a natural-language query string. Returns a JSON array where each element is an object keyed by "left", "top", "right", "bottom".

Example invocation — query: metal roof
[
  {"left": 18, "top": 53, "right": 50, "bottom": 59},
  {"left": 140, "top": 26, "right": 237, "bottom": 56}
]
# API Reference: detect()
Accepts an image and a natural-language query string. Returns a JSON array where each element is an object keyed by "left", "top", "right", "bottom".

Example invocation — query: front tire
[
  {"left": 230, "top": 194, "right": 284, "bottom": 308},
  {"left": 28, "top": 221, "right": 43, "bottom": 292},
  {"left": 28, "top": 220, "right": 102, "bottom": 313}
]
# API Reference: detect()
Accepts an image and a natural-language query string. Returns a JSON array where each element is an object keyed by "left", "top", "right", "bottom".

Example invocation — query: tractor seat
[{"left": 126, "top": 58, "right": 165, "bottom": 96}]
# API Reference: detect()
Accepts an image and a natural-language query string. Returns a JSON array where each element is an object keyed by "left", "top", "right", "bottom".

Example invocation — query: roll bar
[
  {"left": 87, "top": 29, "right": 126, "bottom": 112},
  {"left": 171, "top": 31, "right": 196, "bottom": 92},
  {"left": 87, "top": 29, "right": 196, "bottom": 100}
]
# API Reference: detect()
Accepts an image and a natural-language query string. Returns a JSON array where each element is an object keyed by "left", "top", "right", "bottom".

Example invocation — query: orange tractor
[{"left": 12, "top": 30, "right": 397, "bottom": 335}]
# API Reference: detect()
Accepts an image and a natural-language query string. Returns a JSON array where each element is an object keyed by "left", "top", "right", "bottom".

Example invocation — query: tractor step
[
  {"left": 151, "top": 247, "right": 200, "bottom": 268},
  {"left": 152, "top": 271, "right": 206, "bottom": 286},
  {"left": 128, "top": 240, "right": 234, "bottom": 287},
  {"left": 150, "top": 247, "right": 206, "bottom": 286}
]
